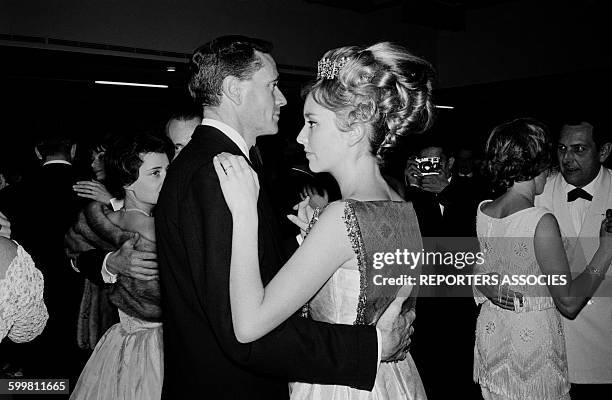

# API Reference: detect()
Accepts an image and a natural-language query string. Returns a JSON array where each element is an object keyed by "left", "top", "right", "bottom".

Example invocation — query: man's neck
[
  {"left": 203, "top": 108, "right": 255, "bottom": 148},
  {"left": 566, "top": 165, "right": 602, "bottom": 190}
]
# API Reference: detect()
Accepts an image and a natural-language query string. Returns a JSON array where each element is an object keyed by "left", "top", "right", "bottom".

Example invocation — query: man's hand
[
  {"left": 420, "top": 173, "right": 450, "bottom": 194},
  {"left": 475, "top": 273, "right": 523, "bottom": 311},
  {"left": 106, "top": 234, "right": 158, "bottom": 280},
  {"left": 376, "top": 296, "right": 416, "bottom": 362},
  {"left": 0, "top": 211, "right": 11, "bottom": 239},
  {"left": 300, "top": 184, "right": 329, "bottom": 210},
  {"left": 404, "top": 158, "right": 422, "bottom": 187},
  {"left": 73, "top": 180, "right": 113, "bottom": 204},
  {"left": 287, "top": 196, "right": 315, "bottom": 239}
]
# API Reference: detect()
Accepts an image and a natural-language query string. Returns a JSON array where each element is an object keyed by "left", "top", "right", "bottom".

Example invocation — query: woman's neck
[
  {"left": 333, "top": 154, "right": 393, "bottom": 201},
  {"left": 506, "top": 181, "right": 536, "bottom": 205},
  {"left": 123, "top": 195, "right": 153, "bottom": 216}
]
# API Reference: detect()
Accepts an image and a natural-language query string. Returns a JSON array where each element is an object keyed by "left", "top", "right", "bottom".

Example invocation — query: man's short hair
[
  {"left": 415, "top": 137, "right": 452, "bottom": 159},
  {"left": 188, "top": 35, "right": 273, "bottom": 107},
  {"left": 559, "top": 120, "right": 610, "bottom": 150},
  {"left": 35, "top": 135, "right": 74, "bottom": 159},
  {"left": 164, "top": 106, "right": 203, "bottom": 136}
]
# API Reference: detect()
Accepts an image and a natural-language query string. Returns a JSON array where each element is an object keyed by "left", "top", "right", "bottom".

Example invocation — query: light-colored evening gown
[
  {"left": 290, "top": 200, "right": 427, "bottom": 400},
  {"left": 473, "top": 201, "right": 570, "bottom": 400},
  {"left": 0, "top": 243, "right": 48, "bottom": 343}
]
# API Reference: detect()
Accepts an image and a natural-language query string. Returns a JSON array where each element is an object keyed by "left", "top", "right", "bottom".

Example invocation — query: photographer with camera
[{"left": 404, "top": 141, "right": 483, "bottom": 400}]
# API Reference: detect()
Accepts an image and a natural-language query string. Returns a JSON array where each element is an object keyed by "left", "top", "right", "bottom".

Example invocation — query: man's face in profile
[
  {"left": 167, "top": 117, "right": 202, "bottom": 158},
  {"left": 238, "top": 52, "right": 287, "bottom": 138}
]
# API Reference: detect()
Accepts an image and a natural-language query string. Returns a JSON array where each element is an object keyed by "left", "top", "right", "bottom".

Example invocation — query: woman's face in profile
[
  {"left": 126, "top": 152, "right": 169, "bottom": 206},
  {"left": 296, "top": 94, "right": 346, "bottom": 173},
  {"left": 91, "top": 149, "right": 106, "bottom": 181}
]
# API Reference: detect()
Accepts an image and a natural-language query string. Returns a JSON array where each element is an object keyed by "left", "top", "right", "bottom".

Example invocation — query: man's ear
[
  {"left": 221, "top": 76, "right": 243, "bottom": 106},
  {"left": 34, "top": 147, "right": 42, "bottom": 161},
  {"left": 598, "top": 142, "right": 612, "bottom": 163},
  {"left": 345, "top": 123, "right": 367, "bottom": 147},
  {"left": 70, "top": 144, "right": 77, "bottom": 160}
]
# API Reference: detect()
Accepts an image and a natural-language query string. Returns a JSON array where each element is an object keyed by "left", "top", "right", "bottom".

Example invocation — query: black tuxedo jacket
[
  {"left": 405, "top": 176, "right": 482, "bottom": 399},
  {"left": 0, "top": 163, "right": 85, "bottom": 378},
  {"left": 405, "top": 175, "right": 484, "bottom": 239},
  {"left": 155, "top": 125, "right": 377, "bottom": 399}
]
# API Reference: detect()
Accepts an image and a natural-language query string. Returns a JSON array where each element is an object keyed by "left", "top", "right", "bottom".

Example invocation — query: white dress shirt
[
  {"left": 563, "top": 166, "right": 601, "bottom": 234},
  {"left": 201, "top": 118, "right": 251, "bottom": 161},
  {"left": 42, "top": 159, "right": 72, "bottom": 166}
]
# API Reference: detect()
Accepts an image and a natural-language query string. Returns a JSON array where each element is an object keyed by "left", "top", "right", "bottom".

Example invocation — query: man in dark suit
[
  {"left": 404, "top": 142, "right": 483, "bottom": 400},
  {"left": 0, "top": 135, "right": 86, "bottom": 382},
  {"left": 155, "top": 35, "right": 415, "bottom": 399}
]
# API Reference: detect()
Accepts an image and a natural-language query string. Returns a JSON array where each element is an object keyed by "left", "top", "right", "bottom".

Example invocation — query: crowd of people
[{"left": 0, "top": 34, "right": 610, "bottom": 400}]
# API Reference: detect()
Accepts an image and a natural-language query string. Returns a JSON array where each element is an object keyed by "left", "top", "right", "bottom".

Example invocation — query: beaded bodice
[{"left": 306, "top": 200, "right": 422, "bottom": 326}]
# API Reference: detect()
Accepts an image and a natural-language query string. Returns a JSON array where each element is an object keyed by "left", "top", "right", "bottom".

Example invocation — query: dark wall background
[{"left": 1, "top": 0, "right": 610, "bottom": 179}]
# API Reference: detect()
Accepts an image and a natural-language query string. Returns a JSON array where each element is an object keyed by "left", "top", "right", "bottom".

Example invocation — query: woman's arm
[
  {"left": 214, "top": 154, "right": 354, "bottom": 343},
  {"left": 534, "top": 213, "right": 612, "bottom": 318},
  {"left": 230, "top": 201, "right": 353, "bottom": 343}
]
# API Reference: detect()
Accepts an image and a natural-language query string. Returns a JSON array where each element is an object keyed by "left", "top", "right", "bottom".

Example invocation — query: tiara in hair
[{"left": 317, "top": 57, "right": 350, "bottom": 80}]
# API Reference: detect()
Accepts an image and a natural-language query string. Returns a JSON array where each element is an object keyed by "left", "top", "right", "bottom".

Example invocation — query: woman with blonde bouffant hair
[{"left": 215, "top": 42, "right": 434, "bottom": 399}]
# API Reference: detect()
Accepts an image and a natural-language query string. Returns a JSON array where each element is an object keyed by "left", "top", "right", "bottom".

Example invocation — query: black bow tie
[{"left": 567, "top": 187, "right": 593, "bottom": 202}]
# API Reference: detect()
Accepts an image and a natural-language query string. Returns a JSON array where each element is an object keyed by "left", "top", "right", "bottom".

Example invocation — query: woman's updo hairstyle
[
  {"left": 305, "top": 42, "right": 435, "bottom": 162},
  {"left": 483, "top": 117, "right": 552, "bottom": 190}
]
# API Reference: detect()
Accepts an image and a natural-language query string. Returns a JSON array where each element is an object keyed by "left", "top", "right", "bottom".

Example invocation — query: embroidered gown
[
  {"left": 473, "top": 201, "right": 570, "bottom": 400},
  {"left": 290, "top": 200, "right": 427, "bottom": 400},
  {"left": 0, "top": 243, "right": 48, "bottom": 343}
]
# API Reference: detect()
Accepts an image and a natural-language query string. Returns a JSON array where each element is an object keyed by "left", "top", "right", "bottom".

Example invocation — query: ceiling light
[
  {"left": 434, "top": 105, "right": 455, "bottom": 109},
  {"left": 166, "top": 66, "right": 176, "bottom": 72},
  {"left": 94, "top": 80, "right": 168, "bottom": 88}
]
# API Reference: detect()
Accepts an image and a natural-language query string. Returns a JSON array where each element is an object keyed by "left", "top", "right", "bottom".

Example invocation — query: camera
[{"left": 415, "top": 157, "right": 440, "bottom": 175}]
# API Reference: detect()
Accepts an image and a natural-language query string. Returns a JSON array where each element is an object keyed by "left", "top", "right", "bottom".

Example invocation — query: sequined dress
[
  {"left": 290, "top": 200, "right": 427, "bottom": 400},
  {"left": 0, "top": 243, "right": 48, "bottom": 343},
  {"left": 473, "top": 201, "right": 570, "bottom": 400}
]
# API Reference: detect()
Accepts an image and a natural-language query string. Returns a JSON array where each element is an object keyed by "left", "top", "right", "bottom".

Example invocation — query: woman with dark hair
[
  {"left": 473, "top": 118, "right": 612, "bottom": 399},
  {"left": 73, "top": 136, "right": 116, "bottom": 206},
  {"left": 69, "top": 133, "right": 172, "bottom": 400},
  {"left": 69, "top": 135, "right": 121, "bottom": 354},
  {"left": 214, "top": 42, "right": 434, "bottom": 399}
]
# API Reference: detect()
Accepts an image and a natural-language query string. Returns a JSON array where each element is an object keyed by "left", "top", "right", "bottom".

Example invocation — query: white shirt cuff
[
  {"left": 69, "top": 259, "right": 80, "bottom": 273},
  {"left": 101, "top": 252, "right": 118, "bottom": 284},
  {"left": 375, "top": 327, "right": 382, "bottom": 371},
  {"left": 109, "top": 198, "right": 124, "bottom": 211}
]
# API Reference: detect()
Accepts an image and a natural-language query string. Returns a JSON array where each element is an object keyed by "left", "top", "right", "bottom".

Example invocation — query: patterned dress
[
  {"left": 290, "top": 200, "right": 427, "bottom": 400},
  {"left": 473, "top": 201, "right": 570, "bottom": 400},
  {"left": 0, "top": 243, "right": 48, "bottom": 343}
]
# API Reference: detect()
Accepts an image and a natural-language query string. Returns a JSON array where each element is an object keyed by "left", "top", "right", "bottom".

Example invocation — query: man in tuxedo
[
  {"left": 535, "top": 121, "right": 612, "bottom": 399},
  {"left": 155, "top": 35, "right": 415, "bottom": 399},
  {"left": 404, "top": 142, "right": 482, "bottom": 399},
  {"left": 0, "top": 136, "right": 85, "bottom": 381}
]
